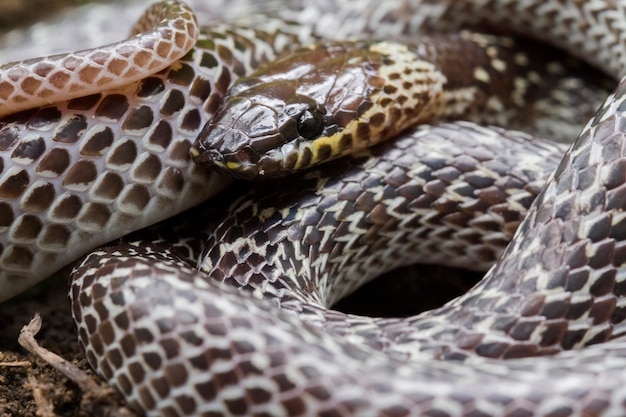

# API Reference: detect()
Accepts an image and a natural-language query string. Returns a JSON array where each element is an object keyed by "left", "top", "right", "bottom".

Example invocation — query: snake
[{"left": 2, "top": 0, "right": 626, "bottom": 416}]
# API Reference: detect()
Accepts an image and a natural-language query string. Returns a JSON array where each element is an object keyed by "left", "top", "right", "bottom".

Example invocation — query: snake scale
[{"left": 2, "top": 0, "right": 626, "bottom": 416}]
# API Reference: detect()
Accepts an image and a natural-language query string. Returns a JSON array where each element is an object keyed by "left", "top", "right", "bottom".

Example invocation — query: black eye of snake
[{"left": 296, "top": 109, "right": 325, "bottom": 140}]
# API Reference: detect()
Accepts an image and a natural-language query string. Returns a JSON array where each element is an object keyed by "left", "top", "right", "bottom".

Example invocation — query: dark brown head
[{"left": 190, "top": 40, "right": 438, "bottom": 179}]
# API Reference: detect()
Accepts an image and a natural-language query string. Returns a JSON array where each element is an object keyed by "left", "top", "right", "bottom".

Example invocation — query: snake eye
[{"left": 296, "top": 109, "right": 325, "bottom": 140}]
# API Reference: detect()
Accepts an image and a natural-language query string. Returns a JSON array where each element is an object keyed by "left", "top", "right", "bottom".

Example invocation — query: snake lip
[
  {"left": 193, "top": 143, "right": 263, "bottom": 180},
  {"left": 192, "top": 148, "right": 224, "bottom": 167}
]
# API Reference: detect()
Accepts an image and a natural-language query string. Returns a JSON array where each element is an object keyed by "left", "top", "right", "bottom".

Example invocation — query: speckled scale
[
  {"left": 62, "top": 0, "right": 626, "bottom": 416},
  {"left": 192, "top": 123, "right": 568, "bottom": 347}
]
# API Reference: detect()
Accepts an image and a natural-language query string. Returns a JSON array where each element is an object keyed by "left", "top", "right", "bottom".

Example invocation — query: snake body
[
  {"left": 192, "top": 33, "right": 599, "bottom": 178},
  {"left": 0, "top": 1, "right": 199, "bottom": 117},
  {"left": 2, "top": 0, "right": 626, "bottom": 416},
  {"left": 0, "top": 5, "right": 324, "bottom": 299}
]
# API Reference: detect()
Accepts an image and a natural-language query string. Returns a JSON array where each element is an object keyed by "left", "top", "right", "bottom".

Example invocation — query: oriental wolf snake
[{"left": 2, "top": 0, "right": 626, "bottom": 416}]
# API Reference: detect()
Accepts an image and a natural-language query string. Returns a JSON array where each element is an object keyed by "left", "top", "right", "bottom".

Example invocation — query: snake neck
[{"left": 193, "top": 31, "right": 612, "bottom": 179}]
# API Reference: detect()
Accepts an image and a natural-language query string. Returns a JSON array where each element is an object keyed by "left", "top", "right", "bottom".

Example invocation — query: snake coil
[{"left": 2, "top": 0, "right": 626, "bottom": 416}]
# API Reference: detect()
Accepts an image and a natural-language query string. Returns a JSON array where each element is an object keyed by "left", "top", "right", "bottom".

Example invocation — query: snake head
[
  {"left": 191, "top": 40, "right": 434, "bottom": 179},
  {"left": 192, "top": 78, "right": 336, "bottom": 179}
]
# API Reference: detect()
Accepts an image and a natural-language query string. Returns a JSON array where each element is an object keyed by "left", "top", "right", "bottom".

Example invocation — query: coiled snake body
[{"left": 3, "top": 0, "right": 626, "bottom": 416}]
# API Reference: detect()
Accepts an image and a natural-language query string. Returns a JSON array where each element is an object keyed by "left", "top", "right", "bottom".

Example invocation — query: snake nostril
[{"left": 207, "top": 149, "right": 223, "bottom": 163}]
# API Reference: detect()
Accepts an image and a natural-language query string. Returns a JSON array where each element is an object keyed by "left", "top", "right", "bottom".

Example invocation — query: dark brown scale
[
  {"left": 62, "top": 160, "right": 97, "bottom": 189},
  {"left": 52, "top": 114, "right": 88, "bottom": 143},
  {"left": 146, "top": 120, "right": 173, "bottom": 149},
  {"left": 156, "top": 167, "right": 185, "bottom": 196},
  {"left": 50, "top": 194, "right": 82, "bottom": 221},
  {"left": 115, "top": 372, "right": 132, "bottom": 395},
  {"left": 119, "top": 185, "right": 150, "bottom": 212},
  {"left": 174, "top": 395, "right": 197, "bottom": 415},
  {"left": 77, "top": 202, "right": 111, "bottom": 229},
  {"left": 11, "top": 214, "right": 42, "bottom": 241},
  {"left": 91, "top": 172, "right": 123, "bottom": 201},
  {"left": 167, "top": 62, "right": 196, "bottom": 85},
  {"left": 107, "top": 140, "right": 137, "bottom": 168},
  {"left": 0, "top": 126, "right": 20, "bottom": 150},
  {"left": 198, "top": 51, "right": 218, "bottom": 69},
  {"left": 95, "top": 94, "right": 130, "bottom": 120},
  {"left": 26, "top": 107, "right": 61, "bottom": 129},
  {"left": 167, "top": 140, "right": 192, "bottom": 163},
  {"left": 127, "top": 361, "right": 146, "bottom": 385},
  {"left": 21, "top": 182, "right": 55, "bottom": 212},
  {"left": 123, "top": 105, "right": 154, "bottom": 131},
  {"left": 189, "top": 77, "right": 212, "bottom": 102},
  {"left": 38, "top": 224, "right": 71, "bottom": 249},
  {"left": 132, "top": 154, "right": 162, "bottom": 182},
  {"left": 224, "top": 398, "right": 247, "bottom": 414},
  {"left": 80, "top": 126, "right": 114, "bottom": 156},
  {"left": 180, "top": 108, "right": 201, "bottom": 131},
  {"left": 0, "top": 169, "right": 29, "bottom": 198},
  {"left": 2, "top": 245, "right": 33, "bottom": 269},
  {"left": 215, "top": 67, "right": 232, "bottom": 94},
  {"left": 136, "top": 77, "right": 165, "bottom": 97},
  {"left": 590, "top": 299, "right": 617, "bottom": 324},
  {"left": 160, "top": 89, "right": 186, "bottom": 115},
  {"left": 203, "top": 91, "right": 222, "bottom": 114},
  {"left": 10, "top": 136, "right": 45, "bottom": 162},
  {"left": 67, "top": 93, "right": 102, "bottom": 110}
]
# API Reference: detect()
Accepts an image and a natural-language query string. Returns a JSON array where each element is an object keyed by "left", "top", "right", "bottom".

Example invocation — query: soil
[{"left": 0, "top": 269, "right": 136, "bottom": 417}]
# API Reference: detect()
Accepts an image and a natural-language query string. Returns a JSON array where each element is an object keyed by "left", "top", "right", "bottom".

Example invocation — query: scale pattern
[
  {"left": 2, "top": 0, "right": 626, "bottom": 416},
  {"left": 70, "top": 0, "right": 626, "bottom": 412},
  {"left": 0, "top": 1, "right": 199, "bottom": 118},
  {"left": 71, "top": 121, "right": 626, "bottom": 416},
  {"left": 0, "top": 1, "right": 606, "bottom": 299},
  {"left": 0, "top": 15, "right": 319, "bottom": 300},
  {"left": 282, "top": 0, "right": 626, "bottom": 79},
  {"left": 71, "top": 124, "right": 571, "bottom": 415}
]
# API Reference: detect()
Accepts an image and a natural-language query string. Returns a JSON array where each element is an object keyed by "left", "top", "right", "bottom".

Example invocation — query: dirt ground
[
  {"left": 0, "top": 269, "right": 136, "bottom": 417},
  {"left": 0, "top": 263, "right": 479, "bottom": 417}
]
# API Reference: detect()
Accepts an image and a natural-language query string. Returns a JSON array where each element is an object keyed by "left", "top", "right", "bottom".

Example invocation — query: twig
[
  {"left": 18, "top": 314, "right": 107, "bottom": 397},
  {"left": 18, "top": 314, "right": 138, "bottom": 417},
  {"left": 0, "top": 360, "right": 31, "bottom": 367}
]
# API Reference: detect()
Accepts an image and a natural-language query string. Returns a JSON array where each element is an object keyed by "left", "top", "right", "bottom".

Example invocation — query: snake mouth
[
  {"left": 193, "top": 116, "right": 295, "bottom": 179},
  {"left": 193, "top": 146, "right": 263, "bottom": 180}
]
